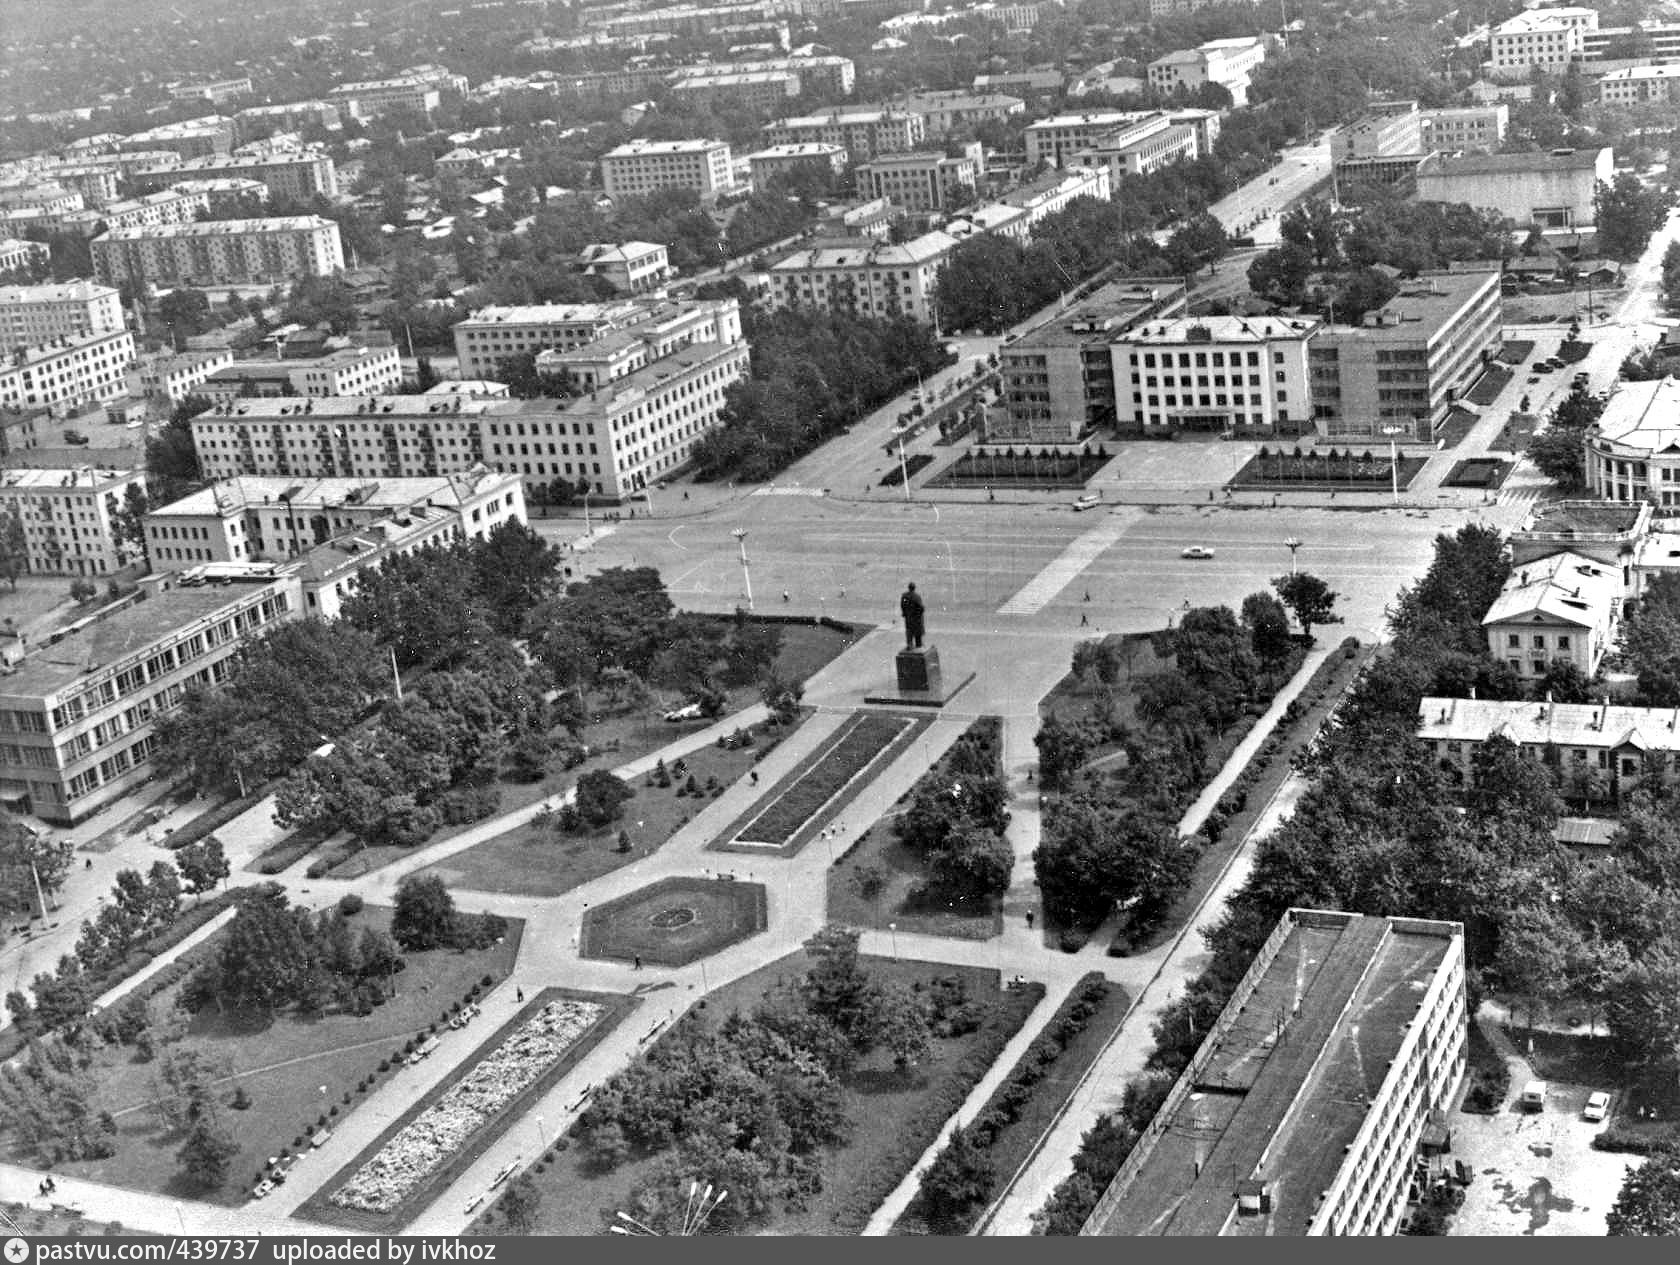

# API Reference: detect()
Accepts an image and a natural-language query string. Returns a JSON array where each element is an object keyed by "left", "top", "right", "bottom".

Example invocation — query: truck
[{"left": 1520, "top": 1080, "right": 1548, "bottom": 1111}]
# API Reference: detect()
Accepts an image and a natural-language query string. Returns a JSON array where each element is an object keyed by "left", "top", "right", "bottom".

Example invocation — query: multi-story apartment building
[
  {"left": 706, "top": 55, "right": 854, "bottom": 95},
  {"left": 763, "top": 109, "right": 926, "bottom": 161},
  {"left": 329, "top": 67, "right": 467, "bottom": 120},
  {"left": 553, "top": 66, "right": 675, "bottom": 98},
  {"left": 60, "top": 189, "right": 211, "bottom": 238},
  {"left": 584, "top": 2, "right": 774, "bottom": 37},
  {"left": 233, "top": 101, "right": 343, "bottom": 143},
  {"left": 0, "top": 240, "right": 50, "bottom": 276},
  {"left": 0, "top": 574, "right": 296, "bottom": 823},
  {"left": 747, "top": 143, "right": 849, "bottom": 186},
  {"left": 1415, "top": 146, "right": 1611, "bottom": 228},
  {"left": 0, "top": 464, "right": 146, "bottom": 577},
  {"left": 170, "top": 178, "right": 268, "bottom": 213},
  {"left": 142, "top": 467, "right": 523, "bottom": 574},
  {"left": 1332, "top": 103, "right": 1424, "bottom": 161},
  {"left": 91, "top": 216, "right": 345, "bottom": 289},
  {"left": 140, "top": 348, "right": 235, "bottom": 402},
  {"left": 1111, "top": 315, "right": 1319, "bottom": 436},
  {"left": 1024, "top": 112, "right": 1151, "bottom": 168},
  {"left": 856, "top": 147, "right": 981, "bottom": 212},
  {"left": 1585, "top": 376, "right": 1680, "bottom": 505},
  {"left": 131, "top": 151, "right": 339, "bottom": 201},
  {"left": 1598, "top": 63, "right": 1680, "bottom": 102},
  {"left": 0, "top": 328, "right": 136, "bottom": 416},
  {"left": 974, "top": 166, "right": 1111, "bottom": 239},
  {"left": 764, "top": 231, "right": 957, "bottom": 324},
  {"left": 996, "top": 278, "right": 1188, "bottom": 442},
  {"left": 1479, "top": 550, "right": 1621, "bottom": 681},
  {"left": 1148, "top": 37, "right": 1268, "bottom": 107},
  {"left": 578, "top": 242, "right": 673, "bottom": 294},
  {"left": 117, "top": 117, "right": 235, "bottom": 160},
  {"left": 198, "top": 346, "right": 403, "bottom": 403},
  {"left": 1309, "top": 270, "right": 1501, "bottom": 442},
  {"left": 0, "top": 281, "right": 125, "bottom": 345},
  {"left": 169, "top": 78, "right": 254, "bottom": 105},
  {"left": 899, "top": 90, "right": 1025, "bottom": 136},
  {"left": 1150, "top": 0, "right": 1261, "bottom": 12},
  {"left": 600, "top": 139, "right": 734, "bottom": 199},
  {"left": 1066, "top": 113, "right": 1199, "bottom": 181},
  {"left": 37, "top": 164, "right": 122, "bottom": 206},
  {"left": 670, "top": 71, "right": 801, "bottom": 113},
  {"left": 1418, "top": 105, "right": 1509, "bottom": 152},
  {"left": 1490, "top": 7, "right": 1599, "bottom": 76},
  {"left": 1082, "top": 907, "right": 1466, "bottom": 1237},
  {"left": 0, "top": 185, "right": 83, "bottom": 216},
  {"left": 972, "top": 70, "right": 1065, "bottom": 99},
  {"left": 452, "top": 299, "right": 646, "bottom": 377}
]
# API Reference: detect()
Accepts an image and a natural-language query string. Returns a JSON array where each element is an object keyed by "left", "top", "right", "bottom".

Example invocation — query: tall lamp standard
[
  {"left": 1380, "top": 424, "right": 1406, "bottom": 506},
  {"left": 731, "top": 528, "right": 753, "bottom": 612},
  {"left": 1284, "top": 536, "right": 1302, "bottom": 576},
  {"left": 582, "top": 486, "right": 592, "bottom": 537}
]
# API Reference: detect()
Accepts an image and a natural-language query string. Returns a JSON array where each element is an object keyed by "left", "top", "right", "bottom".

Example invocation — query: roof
[
  {"left": 1027, "top": 111, "right": 1147, "bottom": 130},
  {"left": 0, "top": 280, "right": 119, "bottom": 305},
  {"left": 1320, "top": 270, "right": 1499, "bottom": 346},
  {"left": 1418, "top": 695, "right": 1680, "bottom": 753},
  {"left": 189, "top": 394, "right": 499, "bottom": 423},
  {"left": 1594, "top": 377, "right": 1680, "bottom": 451},
  {"left": 0, "top": 465, "right": 138, "bottom": 492},
  {"left": 1009, "top": 278, "right": 1185, "bottom": 349},
  {"left": 94, "top": 215, "right": 334, "bottom": 241},
  {"left": 455, "top": 300, "right": 639, "bottom": 328},
  {"left": 1086, "top": 910, "right": 1460, "bottom": 1236},
  {"left": 602, "top": 138, "right": 729, "bottom": 157},
  {"left": 1418, "top": 147, "right": 1609, "bottom": 177},
  {"left": 1123, "top": 315, "right": 1321, "bottom": 345},
  {"left": 0, "top": 327, "right": 132, "bottom": 371},
  {"left": 770, "top": 230, "right": 958, "bottom": 271},
  {"left": 1522, "top": 500, "right": 1648, "bottom": 538},
  {"left": 748, "top": 143, "right": 848, "bottom": 160},
  {"left": 1555, "top": 816, "right": 1618, "bottom": 847},
  {"left": 1480, "top": 550, "right": 1619, "bottom": 628},
  {"left": 1494, "top": 7, "right": 1597, "bottom": 32}
]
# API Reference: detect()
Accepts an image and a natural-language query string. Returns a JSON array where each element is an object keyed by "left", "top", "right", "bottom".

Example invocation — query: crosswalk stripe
[{"left": 996, "top": 512, "right": 1133, "bottom": 615}]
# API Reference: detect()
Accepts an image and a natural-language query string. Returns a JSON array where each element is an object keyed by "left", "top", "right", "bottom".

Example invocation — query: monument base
[{"left": 864, "top": 644, "right": 975, "bottom": 709}]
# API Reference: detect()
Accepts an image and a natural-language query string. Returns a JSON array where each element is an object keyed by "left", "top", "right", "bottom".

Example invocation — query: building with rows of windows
[
  {"left": 91, "top": 215, "right": 344, "bottom": 289},
  {"left": 1112, "top": 315, "right": 1320, "bottom": 436},
  {"left": 763, "top": 109, "right": 926, "bottom": 161},
  {"left": 0, "top": 328, "right": 135, "bottom": 416},
  {"left": 450, "top": 296, "right": 727, "bottom": 378},
  {"left": 0, "top": 280, "right": 124, "bottom": 345},
  {"left": 130, "top": 150, "right": 338, "bottom": 200},
  {"left": 0, "top": 464, "right": 147, "bottom": 577},
  {"left": 600, "top": 138, "right": 735, "bottom": 199},
  {"left": 1082, "top": 907, "right": 1467, "bottom": 1237},
  {"left": 856, "top": 147, "right": 981, "bottom": 212},
  {"left": 1489, "top": 7, "right": 1599, "bottom": 76},
  {"left": 764, "top": 231, "right": 956, "bottom": 324},
  {"left": 198, "top": 345, "right": 402, "bottom": 403},
  {"left": 1480, "top": 550, "right": 1620, "bottom": 681}
]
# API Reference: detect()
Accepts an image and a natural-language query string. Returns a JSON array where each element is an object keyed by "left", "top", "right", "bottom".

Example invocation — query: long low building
[
  {"left": 1414, "top": 146, "right": 1612, "bottom": 228},
  {"left": 197, "top": 345, "right": 402, "bottom": 402},
  {"left": 1418, "top": 695, "right": 1680, "bottom": 793},
  {"left": 1082, "top": 907, "right": 1466, "bottom": 1236}
]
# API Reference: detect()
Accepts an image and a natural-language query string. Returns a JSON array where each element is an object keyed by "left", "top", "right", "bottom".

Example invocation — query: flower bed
[{"left": 330, "top": 999, "right": 603, "bottom": 1213}]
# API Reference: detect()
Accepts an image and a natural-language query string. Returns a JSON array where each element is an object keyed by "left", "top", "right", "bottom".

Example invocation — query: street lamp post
[
  {"left": 1284, "top": 536, "right": 1302, "bottom": 576},
  {"left": 887, "top": 921, "right": 899, "bottom": 960},
  {"left": 582, "top": 486, "right": 592, "bottom": 537},
  {"left": 1380, "top": 425, "right": 1406, "bottom": 505},
  {"left": 535, "top": 1114, "right": 547, "bottom": 1149},
  {"left": 731, "top": 528, "right": 753, "bottom": 612}
]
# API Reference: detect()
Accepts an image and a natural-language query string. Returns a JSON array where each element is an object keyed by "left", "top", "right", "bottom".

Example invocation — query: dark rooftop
[{"left": 1521, "top": 501, "right": 1647, "bottom": 537}]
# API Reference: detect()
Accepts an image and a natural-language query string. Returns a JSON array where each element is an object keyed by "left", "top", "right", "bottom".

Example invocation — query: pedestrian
[
  {"left": 1083, "top": 589, "right": 1091, "bottom": 603},
  {"left": 633, "top": 954, "right": 642, "bottom": 971},
  {"left": 516, "top": 988, "right": 524, "bottom": 1002},
  {"left": 1026, "top": 910, "right": 1034, "bottom": 929},
  {"left": 1182, "top": 597, "right": 1191, "bottom": 610},
  {"left": 782, "top": 590, "right": 790, "bottom": 603},
  {"left": 750, "top": 769, "right": 759, "bottom": 785},
  {"left": 85, "top": 857, "right": 93, "bottom": 869},
  {"left": 682, "top": 490, "right": 689, "bottom": 501},
  {"left": 1208, "top": 489, "right": 1214, "bottom": 502},
  {"left": 1080, "top": 612, "right": 1089, "bottom": 626}
]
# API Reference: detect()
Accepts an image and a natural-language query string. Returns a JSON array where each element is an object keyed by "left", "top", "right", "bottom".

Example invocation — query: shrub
[
  {"left": 439, "top": 784, "right": 500, "bottom": 826},
  {"left": 338, "top": 894, "right": 364, "bottom": 916},
  {"left": 306, "top": 860, "right": 329, "bottom": 879}
]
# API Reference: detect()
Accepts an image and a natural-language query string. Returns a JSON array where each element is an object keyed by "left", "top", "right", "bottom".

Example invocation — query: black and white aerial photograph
[{"left": 0, "top": 0, "right": 1676, "bottom": 1241}]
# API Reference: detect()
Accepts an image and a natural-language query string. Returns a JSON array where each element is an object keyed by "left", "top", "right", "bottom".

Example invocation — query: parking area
[{"left": 1449, "top": 1083, "right": 1634, "bottom": 1235}]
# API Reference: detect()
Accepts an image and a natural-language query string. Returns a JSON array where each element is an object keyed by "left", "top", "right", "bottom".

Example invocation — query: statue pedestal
[{"left": 865, "top": 641, "right": 974, "bottom": 709}]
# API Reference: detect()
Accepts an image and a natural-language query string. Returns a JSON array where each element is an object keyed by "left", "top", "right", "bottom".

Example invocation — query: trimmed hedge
[
  {"left": 826, "top": 980, "right": 1045, "bottom": 1235},
  {"left": 1592, "top": 1120, "right": 1680, "bottom": 1155},
  {"left": 164, "top": 787, "right": 269, "bottom": 851}
]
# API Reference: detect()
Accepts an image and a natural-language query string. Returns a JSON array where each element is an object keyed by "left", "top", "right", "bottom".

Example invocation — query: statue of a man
[{"left": 901, "top": 582, "right": 925, "bottom": 650}]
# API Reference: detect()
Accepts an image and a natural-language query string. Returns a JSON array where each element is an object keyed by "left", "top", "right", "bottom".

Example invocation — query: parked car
[
  {"left": 1071, "top": 493, "right": 1101, "bottom": 511},
  {"left": 663, "top": 701, "right": 703, "bottom": 723},
  {"left": 1534, "top": 363, "right": 1553, "bottom": 373},
  {"left": 1520, "top": 1080, "right": 1548, "bottom": 1111},
  {"left": 1584, "top": 1091, "right": 1611, "bottom": 1122},
  {"left": 1181, "top": 546, "right": 1216, "bottom": 560},
  {"left": 490, "top": 1161, "right": 518, "bottom": 1188}
]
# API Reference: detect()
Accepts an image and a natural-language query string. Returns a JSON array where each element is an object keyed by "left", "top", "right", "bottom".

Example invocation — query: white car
[
  {"left": 663, "top": 702, "right": 703, "bottom": 723},
  {"left": 1071, "top": 493, "right": 1101, "bottom": 511},
  {"left": 1584, "top": 1091, "right": 1611, "bottom": 1122},
  {"left": 490, "top": 1161, "right": 519, "bottom": 1188},
  {"left": 1181, "top": 546, "right": 1216, "bottom": 560}
]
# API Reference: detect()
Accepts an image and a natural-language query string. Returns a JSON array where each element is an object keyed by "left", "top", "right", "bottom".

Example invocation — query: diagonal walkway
[{"left": 996, "top": 511, "right": 1137, "bottom": 615}]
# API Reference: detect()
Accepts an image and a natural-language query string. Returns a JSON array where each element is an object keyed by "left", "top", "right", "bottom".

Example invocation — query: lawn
[
  {"left": 1230, "top": 450, "right": 1428, "bottom": 491},
  {"left": 1442, "top": 458, "right": 1511, "bottom": 490},
  {"left": 580, "top": 876, "right": 767, "bottom": 965},
  {"left": 713, "top": 711, "right": 930, "bottom": 856},
  {"left": 412, "top": 715, "right": 804, "bottom": 897},
  {"left": 1038, "top": 633, "right": 1163, "bottom": 767},
  {"left": 9, "top": 906, "right": 523, "bottom": 1207},
  {"left": 1466, "top": 364, "right": 1513, "bottom": 407},
  {"left": 827, "top": 717, "right": 1005, "bottom": 942},
  {"left": 298, "top": 986, "right": 636, "bottom": 1233},
  {"left": 929, "top": 448, "right": 1114, "bottom": 489},
  {"left": 516, "top": 950, "right": 1040, "bottom": 1236},
  {"left": 253, "top": 621, "right": 866, "bottom": 880},
  {"left": 1488, "top": 412, "right": 1541, "bottom": 454},
  {"left": 0, "top": 1201, "right": 142, "bottom": 1237}
]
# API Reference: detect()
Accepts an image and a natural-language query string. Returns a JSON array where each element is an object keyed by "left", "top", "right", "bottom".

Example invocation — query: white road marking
[
  {"left": 750, "top": 486, "right": 826, "bottom": 497},
  {"left": 996, "top": 512, "right": 1135, "bottom": 615}
]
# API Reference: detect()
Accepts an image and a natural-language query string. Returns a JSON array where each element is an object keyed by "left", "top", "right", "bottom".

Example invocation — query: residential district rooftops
[
  {"left": 1086, "top": 910, "right": 1460, "bottom": 1236},
  {"left": 746, "top": 143, "right": 848, "bottom": 159},
  {"left": 1417, "top": 695, "right": 1680, "bottom": 753},
  {"left": 1480, "top": 549, "right": 1619, "bottom": 628},
  {"left": 1494, "top": 6, "right": 1598, "bottom": 32},
  {"left": 1600, "top": 64, "right": 1680, "bottom": 80},
  {"left": 1417, "top": 147, "right": 1610, "bottom": 177},
  {"left": 0, "top": 579, "right": 279, "bottom": 701},
  {"left": 455, "top": 300, "right": 641, "bottom": 328},
  {"left": 190, "top": 394, "right": 500, "bottom": 422},
  {"left": 1322, "top": 270, "right": 1498, "bottom": 343},
  {"left": 1593, "top": 377, "right": 1680, "bottom": 449}
]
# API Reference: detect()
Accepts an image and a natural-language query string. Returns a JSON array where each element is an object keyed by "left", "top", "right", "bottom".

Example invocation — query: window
[
  {"left": 1532, "top": 635, "right": 1545, "bottom": 649},
  {"left": 1556, "top": 635, "right": 1571, "bottom": 650}
]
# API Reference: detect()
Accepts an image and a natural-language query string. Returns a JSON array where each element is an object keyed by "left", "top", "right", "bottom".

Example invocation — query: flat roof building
[
  {"left": 1414, "top": 147, "right": 1612, "bottom": 228},
  {"left": 0, "top": 464, "right": 147, "bottom": 577},
  {"left": 856, "top": 147, "right": 981, "bottom": 213},
  {"left": 1490, "top": 7, "right": 1599, "bottom": 76},
  {"left": 1067, "top": 113, "right": 1199, "bottom": 181},
  {"left": 1024, "top": 112, "right": 1153, "bottom": 168},
  {"left": 140, "top": 347, "right": 235, "bottom": 403},
  {"left": 450, "top": 297, "right": 644, "bottom": 378},
  {"left": 765, "top": 231, "right": 956, "bottom": 325},
  {"left": 198, "top": 345, "right": 402, "bottom": 404},
  {"left": 0, "top": 328, "right": 136, "bottom": 417},
  {"left": 578, "top": 241, "right": 673, "bottom": 294},
  {"left": 670, "top": 71, "right": 802, "bottom": 114},
  {"left": 0, "top": 281, "right": 125, "bottom": 345},
  {"left": 747, "top": 143, "right": 849, "bottom": 186},
  {"left": 91, "top": 215, "right": 345, "bottom": 289},
  {"left": 764, "top": 109, "right": 926, "bottom": 161},
  {"left": 1082, "top": 908, "right": 1466, "bottom": 1237},
  {"left": 900, "top": 90, "right": 1025, "bottom": 136},
  {"left": 599, "top": 138, "right": 735, "bottom": 199},
  {"left": 116, "top": 116, "right": 235, "bottom": 160},
  {"left": 131, "top": 151, "right": 338, "bottom": 201},
  {"left": 1148, "top": 37, "right": 1267, "bottom": 107},
  {"left": 1112, "top": 314, "right": 1319, "bottom": 437}
]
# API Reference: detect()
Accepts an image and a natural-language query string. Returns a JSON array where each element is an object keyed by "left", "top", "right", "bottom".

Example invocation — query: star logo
[{"left": 4, "top": 1238, "right": 30, "bottom": 1264}]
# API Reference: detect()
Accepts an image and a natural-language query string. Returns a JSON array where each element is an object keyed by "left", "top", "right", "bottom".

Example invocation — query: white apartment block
[
  {"left": 0, "top": 240, "right": 49, "bottom": 276},
  {"left": 900, "top": 90, "right": 1025, "bottom": 136},
  {"left": 1598, "top": 63, "right": 1680, "bottom": 103},
  {"left": 59, "top": 188, "right": 211, "bottom": 238},
  {"left": 578, "top": 242, "right": 673, "bottom": 294},
  {"left": 0, "top": 328, "right": 136, "bottom": 416},
  {"left": 1067, "top": 113, "right": 1199, "bottom": 181},
  {"left": 856, "top": 149, "right": 981, "bottom": 212},
  {"left": 91, "top": 216, "right": 345, "bottom": 290},
  {"left": 1148, "top": 37, "right": 1268, "bottom": 107},
  {"left": 142, "top": 467, "right": 524, "bottom": 576},
  {"left": 169, "top": 78, "right": 253, "bottom": 105},
  {"left": 763, "top": 109, "right": 926, "bottom": 161},
  {"left": 132, "top": 151, "right": 338, "bottom": 201},
  {"left": 1418, "top": 105, "right": 1509, "bottom": 152},
  {"left": 600, "top": 139, "right": 734, "bottom": 199},
  {"left": 198, "top": 345, "right": 403, "bottom": 403},
  {"left": 171, "top": 178, "right": 268, "bottom": 213},
  {"left": 747, "top": 144, "right": 849, "bottom": 186},
  {"left": 0, "top": 185, "right": 84, "bottom": 216},
  {"left": 696, "top": 55, "right": 854, "bottom": 95},
  {"left": 1149, "top": 0, "right": 1260, "bottom": 12},
  {"left": 1024, "top": 112, "right": 1154, "bottom": 168},
  {"left": 1111, "top": 315, "right": 1319, "bottom": 435},
  {"left": 140, "top": 348, "right": 235, "bottom": 402},
  {"left": 766, "top": 231, "right": 957, "bottom": 325},
  {"left": 330, "top": 67, "right": 465, "bottom": 120},
  {"left": 0, "top": 282, "right": 125, "bottom": 345},
  {"left": 117, "top": 117, "right": 234, "bottom": 160},
  {"left": 670, "top": 71, "right": 801, "bottom": 113},
  {"left": 39, "top": 164, "right": 122, "bottom": 206},
  {"left": 451, "top": 299, "right": 644, "bottom": 378},
  {"left": 1490, "top": 7, "right": 1599, "bottom": 75},
  {"left": 234, "top": 101, "right": 343, "bottom": 142},
  {"left": 0, "top": 465, "right": 147, "bottom": 577}
]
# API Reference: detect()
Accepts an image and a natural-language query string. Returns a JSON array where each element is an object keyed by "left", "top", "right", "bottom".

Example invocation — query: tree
[
  {"left": 495, "top": 1175, "right": 543, "bottom": 1234},
  {"left": 1528, "top": 427, "right": 1588, "bottom": 490},
  {"left": 1, "top": 816, "right": 74, "bottom": 922},
  {"left": 1606, "top": 939, "right": 1680, "bottom": 1080},
  {"left": 1272, "top": 572, "right": 1339, "bottom": 640},
  {"left": 1246, "top": 242, "right": 1314, "bottom": 306},
  {"left": 876, "top": 980, "right": 933, "bottom": 1070},
  {"left": 175, "top": 837, "right": 230, "bottom": 897},
  {"left": 1608, "top": 1145, "right": 1680, "bottom": 1235},
  {"left": 573, "top": 769, "right": 633, "bottom": 828},
  {"left": 0, "top": 505, "right": 26, "bottom": 589},
  {"left": 112, "top": 484, "right": 150, "bottom": 557},
  {"left": 177, "top": 1111, "right": 239, "bottom": 1189},
  {"left": 799, "top": 926, "right": 882, "bottom": 1050},
  {"left": 1596, "top": 172, "right": 1669, "bottom": 262},
  {"left": 157, "top": 288, "right": 212, "bottom": 343},
  {"left": 1240, "top": 591, "right": 1292, "bottom": 665},
  {"left": 391, "top": 874, "right": 458, "bottom": 951},
  {"left": 927, "top": 823, "right": 1013, "bottom": 903},
  {"left": 1281, "top": 198, "right": 1340, "bottom": 267},
  {"left": 1034, "top": 714, "right": 1089, "bottom": 791},
  {"left": 918, "top": 1124, "right": 996, "bottom": 1232}
]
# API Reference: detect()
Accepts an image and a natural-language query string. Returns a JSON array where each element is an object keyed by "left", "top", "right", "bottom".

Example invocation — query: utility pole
[{"left": 732, "top": 527, "right": 753, "bottom": 611}]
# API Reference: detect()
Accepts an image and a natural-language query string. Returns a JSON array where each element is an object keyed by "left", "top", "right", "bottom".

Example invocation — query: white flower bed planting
[{"left": 331, "top": 998, "right": 603, "bottom": 1213}]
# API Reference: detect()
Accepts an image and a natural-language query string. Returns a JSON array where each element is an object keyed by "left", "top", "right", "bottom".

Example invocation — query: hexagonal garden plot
[{"left": 579, "top": 876, "right": 768, "bottom": 966}]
